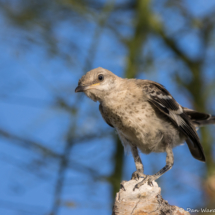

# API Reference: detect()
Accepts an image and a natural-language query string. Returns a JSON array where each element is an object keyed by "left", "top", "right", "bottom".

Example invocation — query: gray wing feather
[{"left": 142, "top": 81, "right": 205, "bottom": 162}]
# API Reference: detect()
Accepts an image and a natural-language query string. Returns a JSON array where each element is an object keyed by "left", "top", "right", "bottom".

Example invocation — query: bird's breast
[
  {"left": 102, "top": 99, "right": 184, "bottom": 154},
  {"left": 103, "top": 100, "right": 157, "bottom": 136}
]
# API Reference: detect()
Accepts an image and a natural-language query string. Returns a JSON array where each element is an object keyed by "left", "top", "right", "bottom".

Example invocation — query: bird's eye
[{"left": 98, "top": 74, "right": 104, "bottom": 81}]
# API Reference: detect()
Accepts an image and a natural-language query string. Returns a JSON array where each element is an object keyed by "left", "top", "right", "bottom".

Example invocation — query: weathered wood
[{"left": 112, "top": 179, "right": 190, "bottom": 215}]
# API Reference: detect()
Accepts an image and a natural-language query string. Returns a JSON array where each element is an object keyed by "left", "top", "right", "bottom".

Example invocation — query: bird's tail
[{"left": 183, "top": 108, "right": 215, "bottom": 127}]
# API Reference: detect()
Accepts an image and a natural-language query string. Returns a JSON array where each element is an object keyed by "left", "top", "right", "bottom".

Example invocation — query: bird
[{"left": 75, "top": 67, "right": 215, "bottom": 190}]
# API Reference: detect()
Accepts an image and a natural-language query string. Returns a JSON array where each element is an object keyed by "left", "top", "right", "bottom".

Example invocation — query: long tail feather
[{"left": 183, "top": 108, "right": 215, "bottom": 127}]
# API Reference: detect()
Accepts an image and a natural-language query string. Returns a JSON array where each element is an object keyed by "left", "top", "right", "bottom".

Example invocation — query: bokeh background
[{"left": 0, "top": 0, "right": 215, "bottom": 214}]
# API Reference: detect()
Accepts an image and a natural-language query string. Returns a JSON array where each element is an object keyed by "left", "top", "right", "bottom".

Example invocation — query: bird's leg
[
  {"left": 131, "top": 145, "right": 146, "bottom": 181},
  {"left": 133, "top": 146, "right": 174, "bottom": 191}
]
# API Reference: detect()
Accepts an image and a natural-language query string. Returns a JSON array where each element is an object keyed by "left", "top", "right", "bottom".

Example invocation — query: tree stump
[{"left": 112, "top": 179, "right": 190, "bottom": 215}]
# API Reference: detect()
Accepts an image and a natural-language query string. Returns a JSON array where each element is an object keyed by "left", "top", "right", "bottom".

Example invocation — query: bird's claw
[
  {"left": 133, "top": 183, "right": 140, "bottom": 191},
  {"left": 120, "top": 181, "right": 127, "bottom": 191},
  {"left": 133, "top": 175, "right": 155, "bottom": 191},
  {"left": 131, "top": 171, "right": 146, "bottom": 181}
]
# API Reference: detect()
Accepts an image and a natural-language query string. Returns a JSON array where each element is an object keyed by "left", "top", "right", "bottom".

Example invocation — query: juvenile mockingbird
[{"left": 75, "top": 67, "right": 215, "bottom": 190}]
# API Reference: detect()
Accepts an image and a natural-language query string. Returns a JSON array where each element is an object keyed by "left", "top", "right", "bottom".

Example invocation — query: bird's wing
[
  {"left": 99, "top": 104, "right": 114, "bottom": 128},
  {"left": 141, "top": 80, "right": 205, "bottom": 162}
]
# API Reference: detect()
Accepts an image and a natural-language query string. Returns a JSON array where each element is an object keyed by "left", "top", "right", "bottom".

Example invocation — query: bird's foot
[
  {"left": 133, "top": 175, "right": 155, "bottom": 191},
  {"left": 120, "top": 180, "right": 127, "bottom": 191},
  {"left": 131, "top": 171, "right": 146, "bottom": 181}
]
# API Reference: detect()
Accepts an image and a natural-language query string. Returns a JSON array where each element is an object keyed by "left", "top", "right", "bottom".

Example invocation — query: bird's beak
[
  {"left": 75, "top": 83, "right": 100, "bottom": 93},
  {"left": 75, "top": 85, "right": 86, "bottom": 93}
]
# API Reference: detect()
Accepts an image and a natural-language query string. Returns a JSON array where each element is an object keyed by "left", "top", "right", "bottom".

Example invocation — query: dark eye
[{"left": 98, "top": 74, "right": 104, "bottom": 81}]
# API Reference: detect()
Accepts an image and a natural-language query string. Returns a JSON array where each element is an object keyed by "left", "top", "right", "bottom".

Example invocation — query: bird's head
[{"left": 75, "top": 67, "right": 119, "bottom": 102}]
